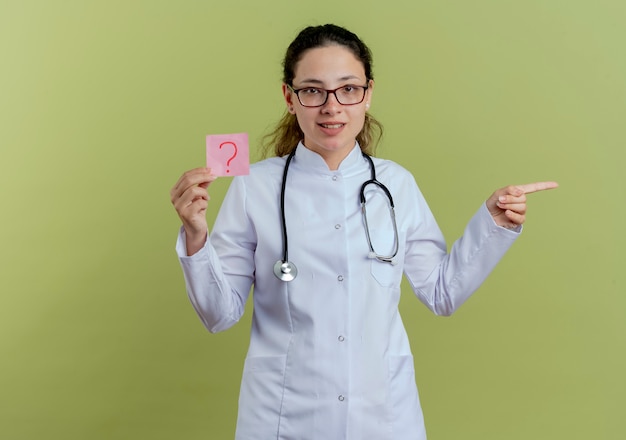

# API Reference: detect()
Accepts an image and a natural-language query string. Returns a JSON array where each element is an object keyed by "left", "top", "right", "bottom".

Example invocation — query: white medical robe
[{"left": 176, "top": 142, "right": 520, "bottom": 439}]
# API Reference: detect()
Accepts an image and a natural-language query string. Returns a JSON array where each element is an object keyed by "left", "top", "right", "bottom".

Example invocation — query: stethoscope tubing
[
  {"left": 274, "top": 149, "right": 398, "bottom": 281},
  {"left": 279, "top": 149, "right": 296, "bottom": 265},
  {"left": 273, "top": 149, "right": 298, "bottom": 281}
]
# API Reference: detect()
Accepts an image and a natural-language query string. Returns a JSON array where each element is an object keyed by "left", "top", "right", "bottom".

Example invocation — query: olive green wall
[{"left": 1, "top": 1, "right": 623, "bottom": 439}]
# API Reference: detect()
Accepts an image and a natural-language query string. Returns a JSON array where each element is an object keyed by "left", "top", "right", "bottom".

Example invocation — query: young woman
[{"left": 170, "top": 24, "right": 557, "bottom": 440}]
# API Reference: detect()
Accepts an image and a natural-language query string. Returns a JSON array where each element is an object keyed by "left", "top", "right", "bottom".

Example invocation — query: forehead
[{"left": 293, "top": 44, "right": 366, "bottom": 85}]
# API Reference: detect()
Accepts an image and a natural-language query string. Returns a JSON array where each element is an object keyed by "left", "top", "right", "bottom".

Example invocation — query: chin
[{"left": 322, "top": 135, "right": 356, "bottom": 149}]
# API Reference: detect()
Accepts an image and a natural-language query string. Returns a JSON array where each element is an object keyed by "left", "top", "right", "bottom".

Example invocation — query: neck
[{"left": 323, "top": 155, "right": 345, "bottom": 171}]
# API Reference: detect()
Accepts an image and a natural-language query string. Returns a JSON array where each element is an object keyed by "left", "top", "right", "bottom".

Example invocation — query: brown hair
[{"left": 261, "top": 24, "right": 383, "bottom": 158}]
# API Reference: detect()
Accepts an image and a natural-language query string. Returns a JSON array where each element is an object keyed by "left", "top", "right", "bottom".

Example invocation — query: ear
[
  {"left": 282, "top": 83, "right": 296, "bottom": 114},
  {"left": 365, "top": 79, "right": 374, "bottom": 110}
]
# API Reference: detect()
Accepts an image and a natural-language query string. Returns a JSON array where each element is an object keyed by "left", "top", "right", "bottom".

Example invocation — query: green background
[{"left": 1, "top": 0, "right": 624, "bottom": 439}]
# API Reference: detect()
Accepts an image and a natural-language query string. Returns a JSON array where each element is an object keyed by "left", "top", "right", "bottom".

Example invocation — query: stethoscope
[{"left": 273, "top": 148, "right": 399, "bottom": 282}]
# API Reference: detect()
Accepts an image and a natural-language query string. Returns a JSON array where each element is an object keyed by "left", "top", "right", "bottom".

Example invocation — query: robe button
[
  {"left": 338, "top": 335, "right": 345, "bottom": 342},
  {"left": 338, "top": 395, "right": 345, "bottom": 401},
  {"left": 337, "top": 275, "right": 344, "bottom": 282}
]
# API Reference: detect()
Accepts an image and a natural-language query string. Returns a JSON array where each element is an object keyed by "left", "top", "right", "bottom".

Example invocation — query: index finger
[
  {"left": 516, "top": 181, "right": 559, "bottom": 194},
  {"left": 172, "top": 167, "right": 215, "bottom": 194}
]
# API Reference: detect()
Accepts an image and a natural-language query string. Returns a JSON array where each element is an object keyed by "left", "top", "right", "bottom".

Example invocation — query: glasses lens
[
  {"left": 336, "top": 86, "right": 365, "bottom": 105},
  {"left": 298, "top": 88, "right": 326, "bottom": 107}
]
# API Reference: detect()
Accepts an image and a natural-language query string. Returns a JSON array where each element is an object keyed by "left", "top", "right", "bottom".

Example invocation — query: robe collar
[{"left": 292, "top": 141, "right": 365, "bottom": 175}]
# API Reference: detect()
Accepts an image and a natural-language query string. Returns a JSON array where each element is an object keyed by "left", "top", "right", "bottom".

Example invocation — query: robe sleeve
[
  {"left": 403, "top": 177, "right": 520, "bottom": 316},
  {"left": 176, "top": 176, "right": 256, "bottom": 332}
]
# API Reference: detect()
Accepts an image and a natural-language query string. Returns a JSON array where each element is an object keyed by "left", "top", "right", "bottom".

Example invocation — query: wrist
[{"left": 184, "top": 228, "right": 207, "bottom": 256}]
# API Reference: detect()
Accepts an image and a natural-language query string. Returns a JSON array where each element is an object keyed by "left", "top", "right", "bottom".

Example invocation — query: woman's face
[{"left": 283, "top": 44, "right": 373, "bottom": 167}]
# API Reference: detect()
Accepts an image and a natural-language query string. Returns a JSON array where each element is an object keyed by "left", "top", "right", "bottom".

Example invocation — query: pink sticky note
[{"left": 206, "top": 133, "right": 250, "bottom": 176}]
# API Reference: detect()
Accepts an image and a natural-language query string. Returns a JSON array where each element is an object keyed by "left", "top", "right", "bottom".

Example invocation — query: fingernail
[{"left": 498, "top": 196, "right": 506, "bottom": 202}]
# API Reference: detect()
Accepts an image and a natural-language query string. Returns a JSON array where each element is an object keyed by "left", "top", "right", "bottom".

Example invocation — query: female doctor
[{"left": 170, "top": 24, "right": 558, "bottom": 440}]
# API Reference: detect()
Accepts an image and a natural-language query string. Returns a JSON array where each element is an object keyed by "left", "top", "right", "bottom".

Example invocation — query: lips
[{"left": 318, "top": 122, "right": 345, "bottom": 129}]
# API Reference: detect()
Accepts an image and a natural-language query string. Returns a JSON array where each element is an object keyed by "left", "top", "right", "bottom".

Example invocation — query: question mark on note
[
  {"left": 206, "top": 133, "right": 250, "bottom": 176},
  {"left": 219, "top": 141, "right": 238, "bottom": 173}
]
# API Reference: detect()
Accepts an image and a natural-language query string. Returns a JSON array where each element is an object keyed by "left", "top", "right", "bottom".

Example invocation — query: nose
[{"left": 322, "top": 91, "right": 342, "bottom": 113}]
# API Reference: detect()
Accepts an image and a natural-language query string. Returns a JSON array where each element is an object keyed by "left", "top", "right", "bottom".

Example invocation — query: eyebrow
[{"left": 297, "top": 75, "right": 363, "bottom": 85}]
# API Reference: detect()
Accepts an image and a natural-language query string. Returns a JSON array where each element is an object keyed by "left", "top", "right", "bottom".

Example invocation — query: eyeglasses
[{"left": 288, "top": 84, "right": 369, "bottom": 107}]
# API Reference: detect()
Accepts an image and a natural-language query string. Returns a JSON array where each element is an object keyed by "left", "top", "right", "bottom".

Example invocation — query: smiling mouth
[{"left": 319, "top": 123, "right": 344, "bottom": 129}]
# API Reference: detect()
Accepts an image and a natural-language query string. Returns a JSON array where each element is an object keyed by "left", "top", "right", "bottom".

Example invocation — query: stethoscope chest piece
[{"left": 274, "top": 260, "right": 298, "bottom": 282}]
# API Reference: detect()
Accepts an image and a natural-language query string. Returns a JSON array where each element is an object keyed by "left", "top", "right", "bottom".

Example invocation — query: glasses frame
[{"left": 288, "top": 84, "right": 370, "bottom": 108}]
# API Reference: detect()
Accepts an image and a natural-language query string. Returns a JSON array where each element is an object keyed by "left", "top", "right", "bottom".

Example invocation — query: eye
[
  {"left": 300, "top": 88, "right": 322, "bottom": 95},
  {"left": 341, "top": 86, "right": 357, "bottom": 94}
]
